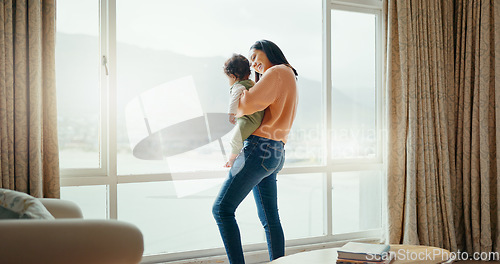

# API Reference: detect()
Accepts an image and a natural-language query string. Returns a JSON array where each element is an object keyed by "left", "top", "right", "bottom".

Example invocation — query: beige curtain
[
  {"left": 452, "top": 0, "right": 499, "bottom": 254},
  {"left": 0, "top": 0, "right": 59, "bottom": 198},
  {"left": 386, "top": 0, "right": 499, "bottom": 254},
  {"left": 386, "top": 0, "right": 458, "bottom": 251}
]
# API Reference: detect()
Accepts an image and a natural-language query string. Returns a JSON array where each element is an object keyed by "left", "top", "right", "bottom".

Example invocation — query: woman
[{"left": 212, "top": 40, "right": 298, "bottom": 264}]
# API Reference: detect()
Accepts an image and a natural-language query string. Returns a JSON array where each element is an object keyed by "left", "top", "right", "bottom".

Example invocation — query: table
[{"left": 269, "top": 244, "right": 453, "bottom": 264}]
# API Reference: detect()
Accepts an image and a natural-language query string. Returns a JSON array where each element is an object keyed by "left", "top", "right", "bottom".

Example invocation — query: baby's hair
[{"left": 223, "top": 54, "right": 251, "bottom": 81}]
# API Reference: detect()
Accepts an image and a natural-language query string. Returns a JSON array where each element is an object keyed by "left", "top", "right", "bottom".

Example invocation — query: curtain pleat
[
  {"left": 41, "top": 0, "right": 59, "bottom": 198},
  {"left": 13, "top": 0, "right": 30, "bottom": 192},
  {"left": 386, "top": 0, "right": 408, "bottom": 245},
  {"left": 452, "top": 0, "right": 466, "bottom": 252},
  {"left": 1, "top": 0, "right": 16, "bottom": 190},
  {"left": 1, "top": 0, "right": 7, "bottom": 187},
  {"left": 28, "top": 0, "right": 44, "bottom": 195},
  {"left": 495, "top": 0, "right": 500, "bottom": 254}
]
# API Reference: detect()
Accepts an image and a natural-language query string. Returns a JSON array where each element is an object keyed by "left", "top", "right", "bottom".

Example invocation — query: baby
[{"left": 223, "top": 54, "right": 265, "bottom": 167}]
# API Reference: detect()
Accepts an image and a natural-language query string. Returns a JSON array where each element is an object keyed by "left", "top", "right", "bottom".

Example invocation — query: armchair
[{"left": 0, "top": 198, "right": 144, "bottom": 264}]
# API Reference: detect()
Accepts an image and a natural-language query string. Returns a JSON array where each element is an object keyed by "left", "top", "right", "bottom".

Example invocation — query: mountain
[{"left": 56, "top": 33, "right": 374, "bottom": 150}]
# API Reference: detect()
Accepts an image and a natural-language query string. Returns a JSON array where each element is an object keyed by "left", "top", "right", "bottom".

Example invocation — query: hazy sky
[
  {"left": 57, "top": 0, "right": 322, "bottom": 80},
  {"left": 57, "top": 0, "right": 376, "bottom": 84}
]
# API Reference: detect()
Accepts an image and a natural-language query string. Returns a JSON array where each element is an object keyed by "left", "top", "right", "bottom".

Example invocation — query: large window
[
  {"left": 56, "top": 0, "right": 384, "bottom": 262},
  {"left": 56, "top": 0, "right": 101, "bottom": 169},
  {"left": 329, "top": 4, "right": 384, "bottom": 235},
  {"left": 331, "top": 9, "right": 379, "bottom": 160}
]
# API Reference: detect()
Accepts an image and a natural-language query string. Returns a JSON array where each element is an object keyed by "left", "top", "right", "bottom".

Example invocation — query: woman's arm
[{"left": 236, "top": 67, "right": 280, "bottom": 117}]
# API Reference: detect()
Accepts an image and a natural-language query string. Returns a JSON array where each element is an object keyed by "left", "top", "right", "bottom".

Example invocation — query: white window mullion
[
  {"left": 104, "top": 0, "right": 118, "bottom": 220},
  {"left": 61, "top": 176, "right": 114, "bottom": 187},
  {"left": 378, "top": 3, "right": 389, "bottom": 243},
  {"left": 323, "top": 0, "right": 333, "bottom": 237},
  {"left": 100, "top": 0, "right": 108, "bottom": 178},
  {"left": 375, "top": 9, "right": 384, "bottom": 165},
  {"left": 331, "top": 0, "right": 382, "bottom": 9}
]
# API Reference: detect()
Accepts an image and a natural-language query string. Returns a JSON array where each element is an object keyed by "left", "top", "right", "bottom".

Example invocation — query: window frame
[{"left": 58, "top": 0, "right": 386, "bottom": 262}]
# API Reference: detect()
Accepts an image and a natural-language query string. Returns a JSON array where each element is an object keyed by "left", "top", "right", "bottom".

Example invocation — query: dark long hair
[{"left": 250, "top": 40, "right": 298, "bottom": 82}]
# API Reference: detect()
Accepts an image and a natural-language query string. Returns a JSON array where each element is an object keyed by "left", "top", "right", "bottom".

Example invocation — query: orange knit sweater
[{"left": 236, "top": 64, "right": 298, "bottom": 144}]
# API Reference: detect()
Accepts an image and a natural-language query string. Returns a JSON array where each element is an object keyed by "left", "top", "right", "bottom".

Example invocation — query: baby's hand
[
  {"left": 224, "top": 153, "right": 238, "bottom": 168},
  {"left": 229, "top": 114, "right": 236, "bottom": 125},
  {"left": 224, "top": 159, "right": 235, "bottom": 168}
]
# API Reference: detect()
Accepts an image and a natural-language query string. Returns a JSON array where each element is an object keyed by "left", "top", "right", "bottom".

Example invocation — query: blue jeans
[{"left": 212, "top": 135, "right": 286, "bottom": 264}]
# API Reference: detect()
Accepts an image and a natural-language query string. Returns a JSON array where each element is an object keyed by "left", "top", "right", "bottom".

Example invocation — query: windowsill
[{"left": 140, "top": 234, "right": 383, "bottom": 264}]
